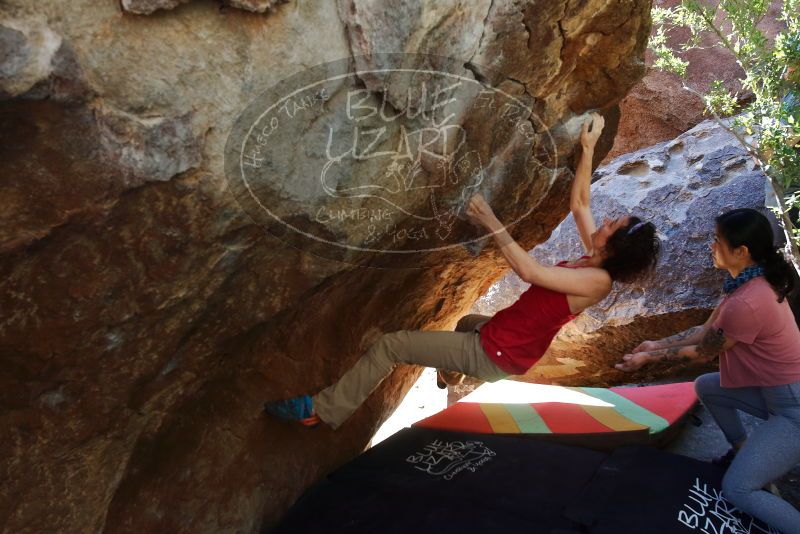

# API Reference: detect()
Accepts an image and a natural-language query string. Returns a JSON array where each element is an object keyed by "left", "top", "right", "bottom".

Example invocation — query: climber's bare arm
[
  {"left": 465, "top": 193, "right": 612, "bottom": 299},
  {"left": 571, "top": 113, "right": 604, "bottom": 255}
]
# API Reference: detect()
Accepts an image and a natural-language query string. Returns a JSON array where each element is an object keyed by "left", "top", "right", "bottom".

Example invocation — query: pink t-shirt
[{"left": 711, "top": 276, "right": 800, "bottom": 387}]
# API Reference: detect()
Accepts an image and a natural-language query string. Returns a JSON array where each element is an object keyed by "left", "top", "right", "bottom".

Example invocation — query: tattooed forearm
[
  {"left": 661, "top": 347, "right": 682, "bottom": 359},
  {"left": 650, "top": 345, "right": 698, "bottom": 365},
  {"left": 650, "top": 326, "right": 706, "bottom": 350},
  {"left": 642, "top": 329, "right": 723, "bottom": 371},
  {"left": 662, "top": 347, "right": 692, "bottom": 364},
  {"left": 647, "top": 346, "right": 693, "bottom": 364},
  {"left": 660, "top": 326, "right": 703, "bottom": 345},
  {"left": 697, "top": 327, "right": 726, "bottom": 360}
]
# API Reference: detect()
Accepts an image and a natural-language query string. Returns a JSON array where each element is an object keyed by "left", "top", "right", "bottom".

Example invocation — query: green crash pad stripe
[
  {"left": 503, "top": 403, "right": 552, "bottom": 434},
  {"left": 575, "top": 387, "right": 670, "bottom": 434}
]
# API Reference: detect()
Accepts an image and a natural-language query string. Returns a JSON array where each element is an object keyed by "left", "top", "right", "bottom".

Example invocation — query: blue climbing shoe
[{"left": 264, "top": 395, "right": 320, "bottom": 427}]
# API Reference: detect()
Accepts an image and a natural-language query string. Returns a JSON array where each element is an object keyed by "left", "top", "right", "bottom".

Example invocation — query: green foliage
[{"left": 650, "top": 0, "right": 800, "bottom": 236}]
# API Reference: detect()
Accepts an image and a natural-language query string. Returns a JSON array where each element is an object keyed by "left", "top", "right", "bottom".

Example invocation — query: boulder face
[
  {"left": 0, "top": 0, "right": 652, "bottom": 531},
  {"left": 472, "top": 120, "right": 774, "bottom": 387}
]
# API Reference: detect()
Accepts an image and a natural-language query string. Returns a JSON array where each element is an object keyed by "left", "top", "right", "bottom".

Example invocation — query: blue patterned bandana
[{"left": 722, "top": 264, "right": 765, "bottom": 294}]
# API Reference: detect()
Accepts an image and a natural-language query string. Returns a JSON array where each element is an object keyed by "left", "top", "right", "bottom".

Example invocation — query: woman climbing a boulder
[{"left": 265, "top": 113, "right": 660, "bottom": 432}]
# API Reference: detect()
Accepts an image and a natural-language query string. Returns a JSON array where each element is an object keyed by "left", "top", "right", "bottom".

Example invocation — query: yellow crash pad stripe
[{"left": 479, "top": 403, "right": 521, "bottom": 433}]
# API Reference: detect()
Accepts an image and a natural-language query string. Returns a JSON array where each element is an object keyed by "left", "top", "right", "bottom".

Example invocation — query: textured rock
[
  {"left": 121, "top": 0, "right": 289, "bottom": 15},
  {"left": 0, "top": 15, "right": 61, "bottom": 95},
  {"left": 121, "top": 0, "right": 191, "bottom": 15},
  {"left": 472, "top": 120, "right": 776, "bottom": 386},
  {"left": 93, "top": 102, "right": 202, "bottom": 183},
  {"left": 468, "top": 0, "right": 650, "bottom": 125},
  {"left": 0, "top": 0, "right": 651, "bottom": 531},
  {"left": 602, "top": 0, "right": 786, "bottom": 163},
  {"left": 339, "top": 0, "right": 650, "bottom": 128},
  {"left": 0, "top": 14, "right": 92, "bottom": 101},
  {"left": 226, "top": 0, "right": 289, "bottom": 12}
]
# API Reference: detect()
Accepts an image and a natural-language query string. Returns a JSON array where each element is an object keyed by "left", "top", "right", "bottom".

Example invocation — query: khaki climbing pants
[{"left": 312, "top": 314, "right": 509, "bottom": 429}]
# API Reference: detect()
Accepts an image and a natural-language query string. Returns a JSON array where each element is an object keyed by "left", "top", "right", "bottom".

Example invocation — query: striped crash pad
[{"left": 413, "top": 381, "right": 698, "bottom": 450}]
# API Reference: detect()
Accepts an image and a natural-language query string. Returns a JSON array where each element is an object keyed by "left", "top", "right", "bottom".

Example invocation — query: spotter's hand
[
  {"left": 630, "top": 340, "right": 660, "bottom": 354},
  {"left": 614, "top": 352, "right": 652, "bottom": 373}
]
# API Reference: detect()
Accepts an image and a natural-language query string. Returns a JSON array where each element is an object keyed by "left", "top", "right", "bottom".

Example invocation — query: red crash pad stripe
[
  {"left": 534, "top": 403, "right": 616, "bottom": 434},
  {"left": 414, "top": 403, "right": 494, "bottom": 433},
  {"left": 610, "top": 382, "right": 697, "bottom": 425}
]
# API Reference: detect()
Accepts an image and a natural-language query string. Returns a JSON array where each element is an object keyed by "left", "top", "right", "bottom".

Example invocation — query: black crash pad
[
  {"left": 272, "top": 428, "right": 779, "bottom": 534},
  {"left": 273, "top": 426, "right": 607, "bottom": 533},
  {"left": 566, "top": 445, "right": 780, "bottom": 534}
]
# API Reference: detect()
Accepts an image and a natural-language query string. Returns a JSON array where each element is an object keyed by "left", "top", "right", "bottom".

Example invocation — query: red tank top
[{"left": 479, "top": 257, "right": 591, "bottom": 374}]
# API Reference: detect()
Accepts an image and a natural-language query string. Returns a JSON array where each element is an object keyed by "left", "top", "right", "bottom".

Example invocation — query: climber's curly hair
[{"left": 601, "top": 216, "right": 660, "bottom": 283}]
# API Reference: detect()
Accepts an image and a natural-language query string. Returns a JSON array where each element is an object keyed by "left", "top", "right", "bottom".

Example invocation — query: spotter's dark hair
[{"left": 716, "top": 208, "right": 794, "bottom": 302}]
